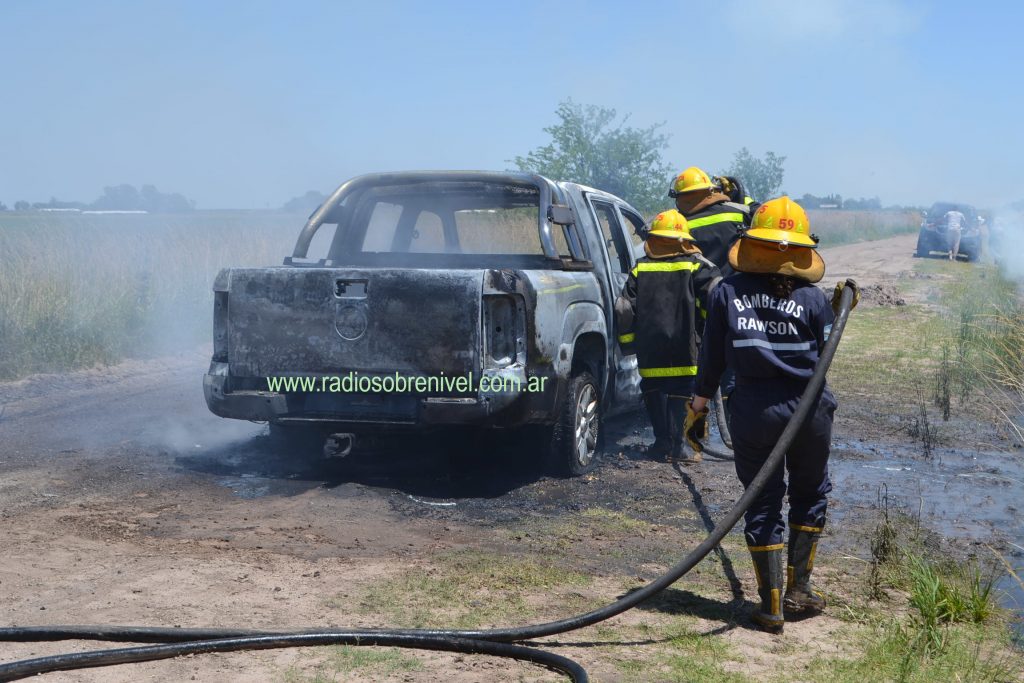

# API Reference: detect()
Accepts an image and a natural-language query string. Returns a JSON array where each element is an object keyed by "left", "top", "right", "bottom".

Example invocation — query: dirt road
[
  {"left": 1, "top": 233, "right": 1020, "bottom": 682},
  {"left": 819, "top": 232, "right": 919, "bottom": 290}
]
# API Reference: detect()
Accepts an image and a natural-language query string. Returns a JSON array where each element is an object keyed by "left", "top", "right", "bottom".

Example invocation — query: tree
[
  {"left": 0, "top": 201, "right": 7, "bottom": 211},
  {"left": 513, "top": 100, "right": 672, "bottom": 214},
  {"left": 282, "top": 190, "right": 328, "bottom": 214},
  {"left": 32, "top": 196, "right": 85, "bottom": 210},
  {"left": 842, "top": 196, "right": 882, "bottom": 210},
  {"left": 91, "top": 184, "right": 194, "bottom": 212},
  {"left": 93, "top": 184, "right": 141, "bottom": 210},
  {"left": 799, "top": 193, "right": 842, "bottom": 209},
  {"left": 14, "top": 201, "right": 29, "bottom": 211},
  {"left": 723, "top": 147, "right": 786, "bottom": 202}
]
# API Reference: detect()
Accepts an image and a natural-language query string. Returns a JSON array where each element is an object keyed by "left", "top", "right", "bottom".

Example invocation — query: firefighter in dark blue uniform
[
  {"left": 670, "top": 166, "right": 754, "bottom": 416},
  {"left": 685, "top": 197, "right": 858, "bottom": 633},
  {"left": 669, "top": 166, "right": 752, "bottom": 277},
  {"left": 616, "top": 209, "right": 720, "bottom": 462}
]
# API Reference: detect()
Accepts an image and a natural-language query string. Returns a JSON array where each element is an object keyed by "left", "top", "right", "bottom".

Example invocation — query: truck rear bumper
[{"left": 203, "top": 363, "right": 540, "bottom": 428}]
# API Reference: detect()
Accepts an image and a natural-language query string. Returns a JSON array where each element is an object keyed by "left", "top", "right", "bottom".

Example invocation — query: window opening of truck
[
  {"left": 591, "top": 200, "right": 629, "bottom": 275},
  {"left": 618, "top": 208, "right": 647, "bottom": 248}
]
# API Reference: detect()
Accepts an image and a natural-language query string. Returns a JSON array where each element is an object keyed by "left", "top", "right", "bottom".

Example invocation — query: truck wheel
[
  {"left": 549, "top": 371, "right": 602, "bottom": 477},
  {"left": 914, "top": 233, "right": 929, "bottom": 257}
]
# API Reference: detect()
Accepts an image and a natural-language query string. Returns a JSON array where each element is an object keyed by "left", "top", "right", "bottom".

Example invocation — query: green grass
[
  {"left": 815, "top": 258, "right": 1024, "bottom": 681},
  {"left": 500, "top": 505, "right": 672, "bottom": 559},
  {"left": 578, "top": 506, "right": 653, "bottom": 533},
  {"left": 343, "top": 550, "right": 592, "bottom": 629},
  {"left": 798, "top": 619, "right": 1017, "bottom": 683},
  {"left": 940, "top": 265, "right": 1024, "bottom": 437},
  {"left": 614, "top": 625, "right": 750, "bottom": 683},
  {"left": 830, "top": 255, "right": 1024, "bottom": 436},
  {"left": 829, "top": 304, "right": 943, "bottom": 407},
  {"left": 815, "top": 500, "right": 1020, "bottom": 683},
  {"left": 282, "top": 645, "right": 422, "bottom": 682}
]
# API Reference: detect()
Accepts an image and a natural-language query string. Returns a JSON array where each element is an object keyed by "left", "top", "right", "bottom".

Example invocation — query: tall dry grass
[
  {"left": 808, "top": 209, "right": 921, "bottom": 247},
  {"left": 0, "top": 207, "right": 923, "bottom": 381},
  {"left": 935, "top": 265, "right": 1024, "bottom": 438},
  {"left": 0, "top": 211, "right": 300, "bottom": 379}
]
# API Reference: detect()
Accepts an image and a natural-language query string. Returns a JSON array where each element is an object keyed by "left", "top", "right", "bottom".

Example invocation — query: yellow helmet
[
  {"left": 746, "top": 196, "right": 819, "bottom": 248},
  {"left": 668, "top": 167, "right": 713, "bottom": 197},
  {"left": 648, "top": 209, "right": 694, "bottom": 241}
]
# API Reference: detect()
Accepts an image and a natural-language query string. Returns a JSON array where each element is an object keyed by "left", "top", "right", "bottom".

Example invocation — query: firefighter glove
[
  {"left": 831, "top": 279, "right": 860, "bottom": 316},
  {"left": 684, "top": 400, "right": 709, "bottom": 454}
]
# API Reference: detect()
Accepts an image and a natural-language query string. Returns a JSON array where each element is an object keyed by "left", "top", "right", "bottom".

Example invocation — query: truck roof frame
[{"left": 292, "top": 171, "right": 572, "bottom": 262}]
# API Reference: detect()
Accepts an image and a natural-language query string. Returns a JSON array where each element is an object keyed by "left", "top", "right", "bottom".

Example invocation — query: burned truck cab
[{"left": 204, "top": 171, "right": 645, "bottom": 475}]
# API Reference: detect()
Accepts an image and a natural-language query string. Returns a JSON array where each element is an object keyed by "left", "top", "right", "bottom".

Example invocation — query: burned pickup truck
[{"left": 204, "top": 171, "right": 649, "bottom": 475}]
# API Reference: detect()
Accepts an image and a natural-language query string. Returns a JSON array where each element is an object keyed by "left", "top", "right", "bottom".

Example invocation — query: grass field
[
  {"left": 0, "top": 208, "right": 921, "bottom": 380},
  {"left": 808, "top": 208, "right": 922, "bottom": 247},
  {"left": 0, "top": 211, "right": 300, "bottom": 379}
]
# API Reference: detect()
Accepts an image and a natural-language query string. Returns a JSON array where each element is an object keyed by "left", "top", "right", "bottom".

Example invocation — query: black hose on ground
[
  {"left": 0, "top": 633, "right": 589, "bottom": 682},
  {"left": 0, "top": 282, "right": 858, "bottom": 682},
  {"left": 713, "top": 388, "right": 734, "bottom": 450}
]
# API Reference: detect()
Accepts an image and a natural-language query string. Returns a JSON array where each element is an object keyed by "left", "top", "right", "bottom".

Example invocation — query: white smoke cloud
[{"left": 991, "top": 206, "right": 1024, "bottom": 282}]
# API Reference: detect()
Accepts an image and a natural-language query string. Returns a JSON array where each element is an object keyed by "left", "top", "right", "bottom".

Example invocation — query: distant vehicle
[{"left": 915, "top": 202, "right": 982, "bottom": 262}]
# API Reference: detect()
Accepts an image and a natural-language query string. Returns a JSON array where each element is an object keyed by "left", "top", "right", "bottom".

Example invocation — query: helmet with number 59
[{"left": 747, "top": 197, "right": 818, "bottom": 247}]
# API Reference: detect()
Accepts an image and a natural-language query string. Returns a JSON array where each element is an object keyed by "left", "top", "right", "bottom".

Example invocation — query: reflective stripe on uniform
[
  {"left": 686, "top": 212, "right": 745, "bottom": 229},
  {"left": 638, "top": 365, "right": 697, "bottom": 378},
  {"left": 748, "top": 543, "right": 785, "bottom": 552},
  {"left": 618, "top": 332, "right": 636, "bottom": 343},
  {"left": 733, "top": 339, "right": 812, "bottom": 351},
  {"left": 630, "top": 261, "right": 702, "bottom": 276}
]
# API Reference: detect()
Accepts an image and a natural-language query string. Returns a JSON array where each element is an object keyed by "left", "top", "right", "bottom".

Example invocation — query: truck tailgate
[{"left": 224, "top": 268, "right": 482, "bottom": 380}]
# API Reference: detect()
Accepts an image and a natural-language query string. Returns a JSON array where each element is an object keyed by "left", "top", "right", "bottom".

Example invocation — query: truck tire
[
  {"left": 915, "top": 232, "right": 930, "bottom": 258},
  {"left": 548, "top": 371, "right": 602, "bottom": 477}
]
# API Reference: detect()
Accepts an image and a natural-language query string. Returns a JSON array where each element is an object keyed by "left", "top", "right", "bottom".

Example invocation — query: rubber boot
[
  {"left": 784, "top": 525, "right": 827, "bottom": 614},
  {"left": 749, "top": 545, "right": 785, "bottom": 633},
  {"left": 666, "top": 395, "right": 693, "bottom": 463},
  {"left": 642, "top": 391, "right": 670, "bottom": 458}
]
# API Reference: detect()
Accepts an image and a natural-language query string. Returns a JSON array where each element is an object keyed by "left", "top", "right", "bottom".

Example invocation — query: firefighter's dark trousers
[
  {"left": 640, "top": 376, "right": 696, "bottom": 397},
  {"left": 729, "top": 377, "right": 836, "bottom": 547}
]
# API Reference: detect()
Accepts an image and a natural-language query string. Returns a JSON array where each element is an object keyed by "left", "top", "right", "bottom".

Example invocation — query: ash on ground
[{"left": 823, "top": 282, "right": 906, "bottom": 307}]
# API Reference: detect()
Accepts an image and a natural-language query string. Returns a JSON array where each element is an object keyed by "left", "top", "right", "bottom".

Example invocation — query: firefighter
[
  {"left": 669, "top": 166, "right": 752, "bottom": 275},
  {"left": 616, "top": 209, "right": 720, "bottom": 462},
  {"left": 684, "top": 197, "right": 858, "bottom": 632},
  {"left": 671, "top": 167, "right": 754, "bottom": 416}
]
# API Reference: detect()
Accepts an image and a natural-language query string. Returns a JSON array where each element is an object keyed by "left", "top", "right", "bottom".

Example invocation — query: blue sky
[{"left": 1, "top": 0, "right": 1021, "bottom": 209}]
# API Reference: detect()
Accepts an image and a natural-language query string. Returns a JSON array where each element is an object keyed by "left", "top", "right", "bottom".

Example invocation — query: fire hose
[
  {"left": 0, "top": 281, "right": 858, "bottom": 682},
  {"left": 714, "top": 387, "right": 734, "bottom": 451}
]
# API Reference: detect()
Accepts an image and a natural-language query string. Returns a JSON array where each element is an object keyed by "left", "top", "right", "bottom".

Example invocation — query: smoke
[
  {"left": 0, "top": 210, "right": 301, "bottom": 457},
  {"left": 991, "top": 207, "right": 1024, "bottom": 283}
]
